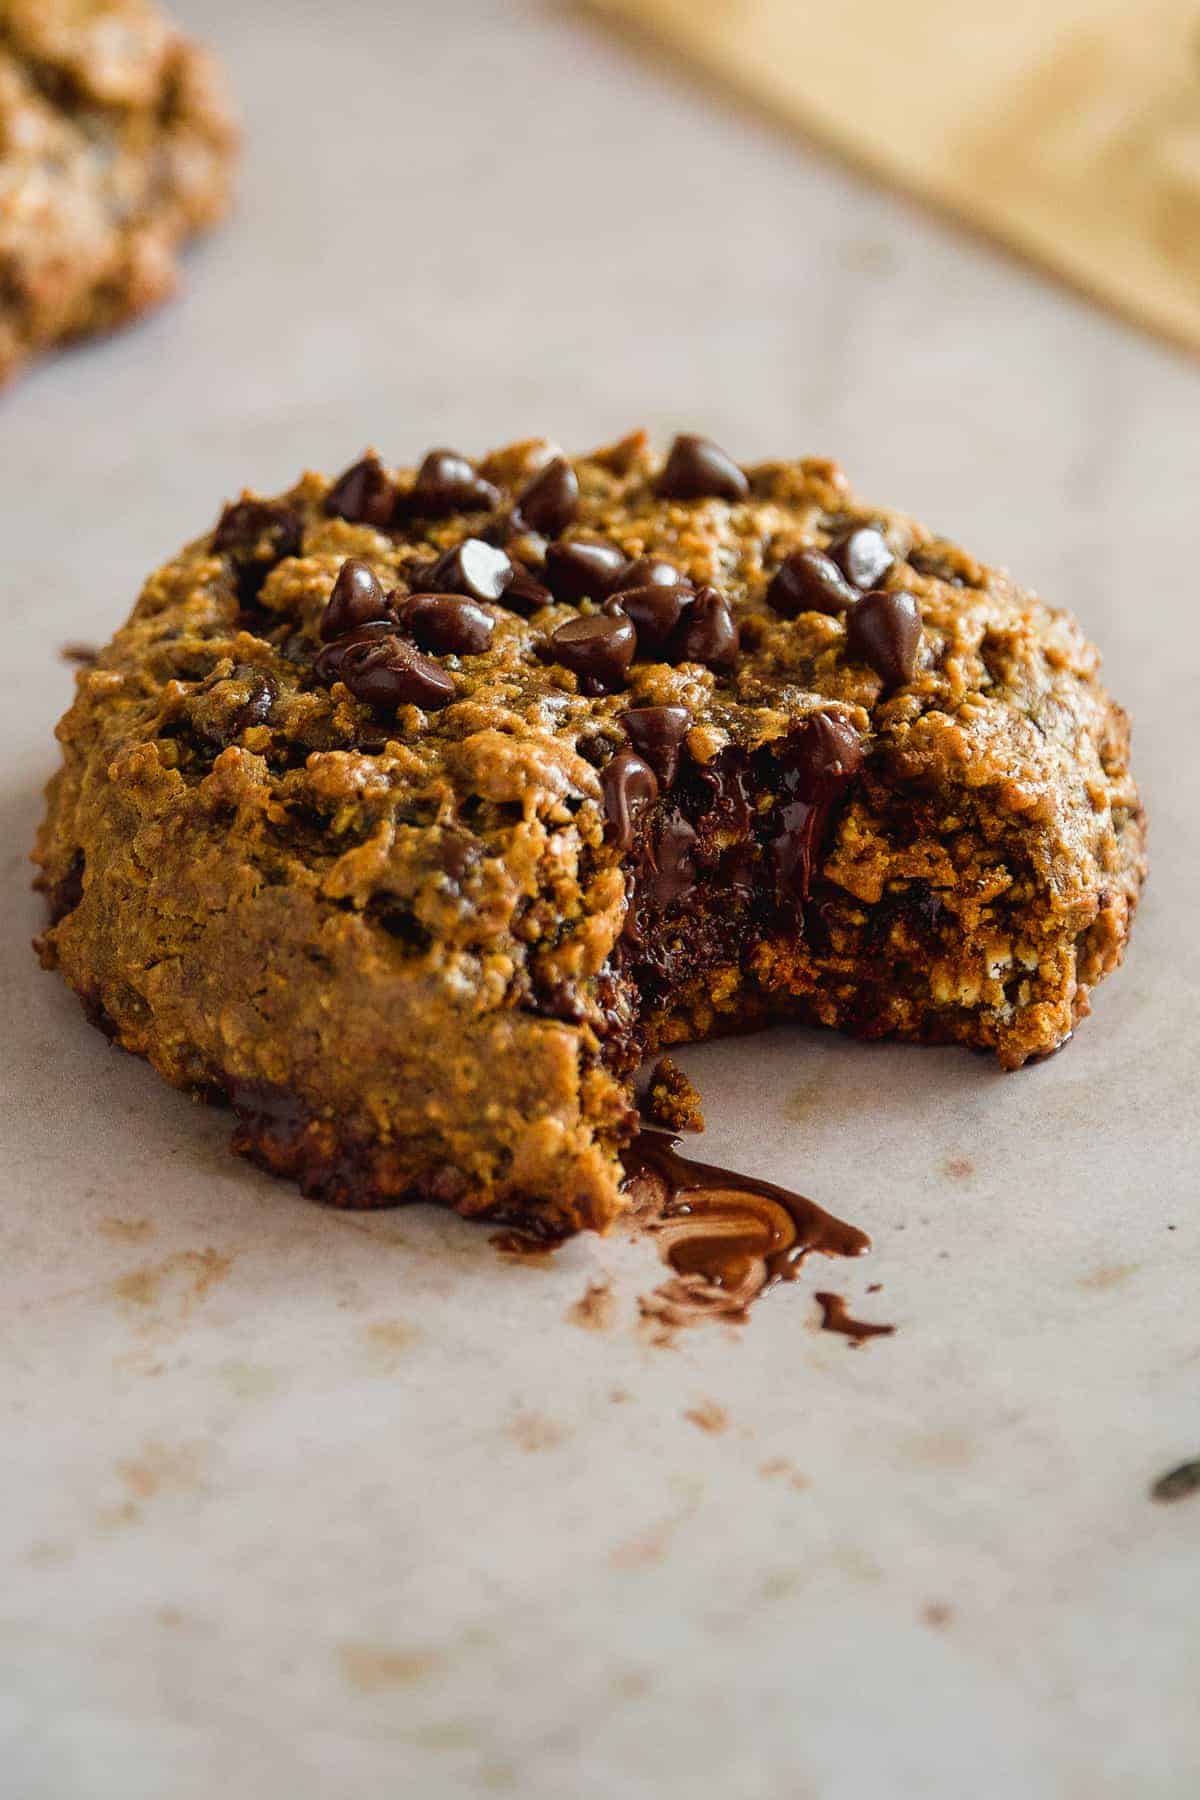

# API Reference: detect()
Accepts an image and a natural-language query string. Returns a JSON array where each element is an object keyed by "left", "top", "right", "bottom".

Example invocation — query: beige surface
[
  {"left": 1, "top": 2, "right": 1198, "bottom": 1796},
  {"left": 591, "top": 0, "right": 1200, "bottom": 354}
]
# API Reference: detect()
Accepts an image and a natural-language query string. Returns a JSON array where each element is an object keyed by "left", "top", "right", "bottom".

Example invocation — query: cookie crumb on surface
[{"left": 643, "top": 1056, "right": 705, "bottom": 1132}]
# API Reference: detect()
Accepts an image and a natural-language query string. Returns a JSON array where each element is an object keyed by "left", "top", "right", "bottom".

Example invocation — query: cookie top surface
[
  {"left": 0, "top": 0, "right": 237, "bottom": 381},
  {"left": 54, "top": 431, "right": 1136, "bottom": 954}
]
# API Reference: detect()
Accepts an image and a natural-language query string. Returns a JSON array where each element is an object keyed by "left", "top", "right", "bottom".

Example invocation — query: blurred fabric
[{"left": 590, "top": 0, "right": 1200, "bottom": 353}]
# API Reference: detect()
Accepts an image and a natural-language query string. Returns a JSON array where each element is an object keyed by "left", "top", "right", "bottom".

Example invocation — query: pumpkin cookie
[
  {"left": 34, "top": 433, "right": 1145, "bottom": 1233},
  {"left": 0, "top": 0, "right": 236, "bottom": 384}
]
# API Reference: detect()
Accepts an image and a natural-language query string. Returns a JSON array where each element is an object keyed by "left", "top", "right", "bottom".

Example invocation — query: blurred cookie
[{"left": 0, "top": 0, "right": 236, "bottom": 384}]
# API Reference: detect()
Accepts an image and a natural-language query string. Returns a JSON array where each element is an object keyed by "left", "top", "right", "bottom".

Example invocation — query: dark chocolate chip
[
  {"left": 502, "top": 563, "right": 553, "bottom": 613},
  {"left": 646, "top": 809, "right": 698, "bottom": 911},
  {"left": 608, "top": 584, "right": 690, "bottom": 654},
  {"left": 319, "top": 557, "right": 392, "bottom": 641},
  {"left": 514, "top": 457, "right": 578, "bottom": 536},
  {"left": 410, "top": 449, "right": 500, "bottom": 516},
  {"left": 425, "top": 537, "right": 513, "bottom": 602},
  {"left": 846, "top": 590, "right": 922, "bottom": 688},
  {"left": 201, "top": 669, "right": 279, "bottom": 747},
  {"left": 213, "top": 499, "right": 303, "bottom": 562},
  {"left": 324, "top": 631, "right": 456, "bottom": 710},
  {"left": 615, "top": 554, "right": 690, "bottom": 591},
  {"left": 544, "top": 538, "right": 628, "bottom": 604},
  {"left": 550, "top": 611, "right": 637, "bottom": 694},
  {"left": 620, "top": 704, "right": 691, "bottom": 787},
  {"left": 697, "top": 748, "right": 753, "bottom": 842},
  {"left": 324, "top": 454, "right": 396, "bottom": 528},
  {"left": 313, "top": 621, "right": 403, "bottom": 686},
  {"left": 669, "top": 586, "right": 739, "bottom": 670},
  {"left": 600, "top": 749, "right": 660, "bottom": 851},
  {"left": 771, "top": 713, "right": 865, "bottom": 902},
  {"left": 828, "top": 524, "right": 894, "bottom": 591},
  {"left": 396, "top": 593, "right": 494, "bottom": 656},
  {"left": 225, "top": 670, "right": 279, "bottom": 739},
  {"left": 767, "top": 548, "right": 858, "bottom": 617},
  {"left": 657, "top": 434, "right": 749, "bottom": 503}
]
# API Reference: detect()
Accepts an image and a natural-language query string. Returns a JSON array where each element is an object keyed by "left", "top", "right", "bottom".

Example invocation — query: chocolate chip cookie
[
  {"left": 0, "top": 0, "right": 236, "bottom": 385},
  {"left": 33, "top": 432, "right": 1146, "bottom": 1235}
]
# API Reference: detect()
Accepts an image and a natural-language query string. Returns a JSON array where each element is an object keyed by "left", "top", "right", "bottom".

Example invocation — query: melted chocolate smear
[
  {"left": 622, "top": 1129, "right": 870, "bottom": 1327},
  {"left": 489, "top": 1229, "right": 565, "bottom": 1264},
  {"left": 813, "top": 1291, "right": 896, "bottom": 1344}
]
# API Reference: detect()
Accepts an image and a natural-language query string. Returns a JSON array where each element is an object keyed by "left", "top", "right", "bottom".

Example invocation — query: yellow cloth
[{"left": 589, "top": 0, "right": 1200, "bottom": 353}]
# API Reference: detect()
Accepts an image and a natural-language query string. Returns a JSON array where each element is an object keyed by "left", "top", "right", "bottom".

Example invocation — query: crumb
[
  {"left": 1151, "top": 1458, "right": 1200, "bottom": 1504},
  {"left": 642, "top": 1056, "right": 704, "bottom": 1132}
]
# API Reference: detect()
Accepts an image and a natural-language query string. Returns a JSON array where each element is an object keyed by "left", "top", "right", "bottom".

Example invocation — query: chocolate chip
[
  {"left": 544, "top": 538, "right": 628, "bottom": 603},
  {"left": 514, "top": 457, "right": 578, "bottom": 536},
  {"left": 332, "top": 632, "right": 456, "bottom": 711},
  {"left": 697, "top": 748, "right": 753, "bottom": 842},
  {"left": 669, "top": 587, "right": 739, "bottom": 670},
  {"left": 213, "top": 499, "right": 303, "bottom": 561},
  {"left": 600, "top": 749, "right": 660, "bottom": 851},
  {"left": 313, "top": 620, "right": 402, "bottom": 686},
  {"left": 645, "top": 810, "right": 697, "bottom": 911},
  {"left": 771, "top": 714, "right": 865, "bottom": 901},
  {"left": 205, "top": 669, "right": 279, "bottom": 746},
  {"left": 620, "top": 705, "right": 690, "bottom": 789},
  {"left": 657, "top": 434, "right": 749, "bottom": 503},
  {"left": 325, "top": 454, "right": 396, "bottom": 528},
  {"left": 767, "top": 548, "right": 857, "bottom": 617},
  {"left": 828, "top": 524, "right": 894, "bottom": 591},
  {"left": 550, "top": 611, "right": 637, "bottom": 694},
  {"left": 846, "top": 590, "right": 922, "bottom": 688},
  {"left": 608, "top": 584, "right": 690, "bottom": 655},
  {"left": 410, "top": 449, "right": 500, "bottom": 516},
  {"left": 615, "top": 554, "right": 689, "bottom": 591},
  {"left": 502, "top": 563, "right": 553, "bottom": 613},
  {"left": 425, "top": 537, "right": 513, "bottom": 602},
  {"left": 319, "top": 557, "right": 392, "bottom": 641},
  {"left": 397, "top": 593, "right": 494, "bottom": 656}
]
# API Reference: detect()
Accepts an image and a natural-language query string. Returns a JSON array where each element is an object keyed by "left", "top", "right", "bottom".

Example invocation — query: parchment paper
[{"left": 2, "top": 3, "right": 1197, "bottom": 1795}]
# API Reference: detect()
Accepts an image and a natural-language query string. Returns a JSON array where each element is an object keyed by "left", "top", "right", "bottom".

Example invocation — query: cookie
[
  {"left": 33, "top": 432, "right": 1146, "bottom": 1235},
  {"left": 0, "top": 0, "right": 236, "bottom": 385}
]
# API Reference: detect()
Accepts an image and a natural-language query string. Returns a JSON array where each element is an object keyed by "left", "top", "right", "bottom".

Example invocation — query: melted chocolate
[
  {"left": 769, "top": 715, "right": 864, "bottom": 902},
  {"left": 622, "top": 1129, "right": 870, "bottom": 1326},
  {"left": 813, "top": 1291, "right": 896, "bottom": 1343}
]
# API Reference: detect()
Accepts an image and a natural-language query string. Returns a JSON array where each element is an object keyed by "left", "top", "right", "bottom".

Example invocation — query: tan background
[
  {"left": 593, "top": 0, "right": 1200, "bottom": 352},
  {"left": 1, "top": 2, "right": 1198, "bottom": 1795}
]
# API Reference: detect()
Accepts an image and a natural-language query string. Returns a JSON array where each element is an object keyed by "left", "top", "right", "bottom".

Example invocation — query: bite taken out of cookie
[{"left": 35, "top": 432, "right": 1145, "bottom": 1236}]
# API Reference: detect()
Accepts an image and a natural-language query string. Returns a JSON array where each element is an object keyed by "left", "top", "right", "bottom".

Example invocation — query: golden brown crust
[
  {"left": 0, "top": 0, "right": 237, "bottom": 384},
  {"left": 33, "top": 435, "right": 1146, "bottom": 1231}
]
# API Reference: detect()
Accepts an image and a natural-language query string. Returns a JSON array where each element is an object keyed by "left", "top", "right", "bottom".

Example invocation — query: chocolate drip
[
  {"left": 814, "top": 1291, "right": 896, "bottom": 1343},
  {"left": 622, "top": 1129, "right": 870, "bottom": 1326},
  {"left": 770, "top": 714, "right": 864, "bottom": 902}
]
